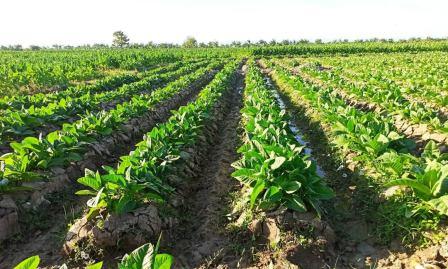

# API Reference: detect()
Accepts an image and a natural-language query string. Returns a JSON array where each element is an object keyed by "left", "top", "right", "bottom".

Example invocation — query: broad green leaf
[
  {"left": 423, "top": 141, "right": 440, "bottom": 159},
  {"left": 102, "top": 174, "right": 127, "bottom": 187},
  {"left": 428, "top": 195, "right": 448, "bottom": 216},
  {"left": 264, "top": 186, "right": 282, "bottom": 202},
  {"left": 86, "top": 262, "right": 103, "bottom": 269},
  {"left": 20, "top": 155, "right": 30, "bottom": 172},
  {"left": 47, "top": 131, "right": 60, "bottom": 144},
  {"left": 312, "top": 184, "right": 335, "bottom": 199},
  {"left": 286, "top": 196, "right": 307, "bottom": 212},
  {"left": 87, "top": 187, "right": 104, "bottom": 208},
  {"left": 22, "top": 137, "right": 40, "bottom": 146},
  {"left": 376, "top": 134, "right": 389, "bottom": 144},
  {"left": 387, "top": 131, "right": 401, "bottom": 140},
  {"left": 250, "top": 179, "right": 265, "bottom": 208},
  {"left": 78, "top": 174, "right": 102, "bottom": 191},
  {"left": 61, "top": 135, "right": 75, "bottom": 145},
  {"left": 119, "top": 243, "right": 154, "bottom": 269},
  {"left": 271, "top": 156, "right": 286, "bottom": 170},
  {"left": 75, "top": 190, "right": 97, "bottom": 196},
  {"left": 113, "top": 195, "right": 137, "bottom": 214},
  {"left": 37, "top": 159, "right": 48, "bottom": 169},
  {"left": 346, "top": 119, "right": 355, "bottom": 132},
  {"left": 282, "top": 181, "right": 302, "bottom": 194},
  {"left": 154, "top": 254, "right": 174, "bottom": 269},
  {"left": 384, "top": 179, "right": 431, "bottom": 198},
  {"left": 231, "top": 168, "right": 255, "bottom": 178}
]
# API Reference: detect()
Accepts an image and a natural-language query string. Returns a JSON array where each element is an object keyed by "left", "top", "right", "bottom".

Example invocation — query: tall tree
[
  {"left": 112, "top": 31, "right": 130, "bottom": 47},
  {"left": 182, "top": 36, "right": 198, "bottom": 48}
]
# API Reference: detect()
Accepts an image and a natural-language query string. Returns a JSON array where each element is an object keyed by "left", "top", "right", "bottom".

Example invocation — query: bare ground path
[{"left": 168, "top": 66, "right": 248, "bottom": 269}]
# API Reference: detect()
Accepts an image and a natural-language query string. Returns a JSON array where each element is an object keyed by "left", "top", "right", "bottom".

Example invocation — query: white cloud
[{"left": 0, "top": 0, "right": 447, "bottom": 46}]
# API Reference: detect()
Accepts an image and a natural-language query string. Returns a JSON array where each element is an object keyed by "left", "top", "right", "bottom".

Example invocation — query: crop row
[
  {"left": 63, "top": 61, "right": 240, "bottom": 257},
  {"left": 307, "top": 52, "right": 448, "bottom": 101},
  {"left": 0, "top": 49, "right": 180, "bottom": 95},
  {"left": 325, "top": 66, "right": 448, "bottom": 120},
  {"left": 0, "top": 61, "right": 223, "bottom": 193},
  {"left": 262, "top": 59, "right": 448, "bottom": 218},
  {"left": 231, "top": 61, "right": 333, "bottom": 214},
  {"left": 14, "top": 240, "right": 172, "bottom": 269},
  {"left": 77, "top": 60, "right": 238, "bottom": 217},
  {"left": 0, "top": 60, "right": 195, "bottom": 111},
  {"left": 295, "top": 55, "right": 448, "bottom": 120},
  {"left": 274, "top": 59, "right": 448, "bottom": 150},
  {"left": 251, "top": 40, "right": 448, "bottom": 56},
  {"left": 294, "top": 59, "right": 448, "bottom": 131},
  {"left": 0, "top": 60, "right": 212, "bottom": 149}
]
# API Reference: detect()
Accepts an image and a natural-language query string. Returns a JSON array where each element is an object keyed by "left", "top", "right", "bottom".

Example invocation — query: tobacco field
[{"left": 1, "top": 41, "right": 448, "bottom": 268}]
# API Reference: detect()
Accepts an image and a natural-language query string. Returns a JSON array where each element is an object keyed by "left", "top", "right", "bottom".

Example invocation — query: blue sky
[{"left": 1, "top": 0, "right": 447, "bottom": 46}]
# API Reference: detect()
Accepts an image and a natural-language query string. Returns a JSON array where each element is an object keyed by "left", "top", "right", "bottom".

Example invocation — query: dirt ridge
[{"left": 167, "top": 65, "right": 246, "bottom": 269}]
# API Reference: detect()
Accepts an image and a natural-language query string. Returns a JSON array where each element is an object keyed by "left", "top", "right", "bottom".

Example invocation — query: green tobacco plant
[
  {"left": 13, "top": 255, "right": 102, "bottom": 269},
  {"left": 77, "top": 167, "right": 169, "bottom": 219},
  {"left": 119, "top": 236, "right": 173, "bottom": 269},
  {"left": 0, "top": 61, "right": 210, "bottom": 145},
  {"left": 232, "top": 62, "right": 333, "bottom": 214},
  {"left": 0, "top": 62, "right": 221, "bottom": 193},
  {"left": 0, "top": 159, "right": 40, "bottom": 192},
  {"left": 263, "top": 57, "right": 448, "bottom": 243},
  {"left": 1, "top": 131, "right": 84, "bottom": 172},
  {"left": 299, "top": 56, "right": 447, "bottom": 133},
  {"left": 385, "top": 141, "right": 448, "bottom": 215},
  {"left": 76, "top": 61, "right": 238, "bottom": 216},
  {"left": 13, "top": 238, "right": 172, "bottom": 268},
  {"left": 332, "top": 109, "right": 416, "bottom": 160}
]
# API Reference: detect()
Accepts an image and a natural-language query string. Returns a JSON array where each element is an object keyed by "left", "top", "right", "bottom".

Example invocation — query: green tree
[
  {"left": 112, "top": 31, "right": 130, "bottom": 47},
  {"left": 208, "top": 41, "right": 219, "bottom": 47},
  {"left": 182, "top": 36, "right": 197, "bottom": 48},
  {"left": 29, "top": 45, "right": 41, "bottom": 50}
]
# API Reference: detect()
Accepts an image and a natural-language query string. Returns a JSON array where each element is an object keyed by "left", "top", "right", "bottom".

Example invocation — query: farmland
[{"left": 1, "top": 41, "right": 448, "bottom": 269}]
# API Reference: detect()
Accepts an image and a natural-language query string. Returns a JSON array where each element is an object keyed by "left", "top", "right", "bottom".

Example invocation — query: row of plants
[
  {"left": 284, "top": 58, "right": 448, "bottom": 134},
  {"left": 53, "top": 61, "right": 238, "bottom": 268},
  {"left": 0, "top": 61, "right": 212, "bottom": 148},
  {"left": 0, "top": 61, "right": 223, "bottom": 193},
  {"left": 271, "top": 60, "right": 419, "bottom": 160},
  {"left": 231, "top": 61, "right": 333, "bottom": 215},
  {"left": 264, "top": 59, "right": 448, "bottom": 226},
  {"left": 76, "top": 60, "right": 238, "bottom": 220},
  {"left": 0, "top": 49, "right": 181, "bottom": 96},
  {"left": 3, "top": 41, "right": 448, "bottom": 96},
  {"left": 306, "top": 52, "right": 448, "bottom": 103},
  {"left": 251, "top": 40, "right": 448, "bottom": 56},
  {"left": 14, "top": 238, "right": 173, "bottom": 269},
  {"left": 302, "top": 53, "right": 448, "bottom": 120},
  {"left": 0, "top": 60, "right": 196, "bottom": 111}
]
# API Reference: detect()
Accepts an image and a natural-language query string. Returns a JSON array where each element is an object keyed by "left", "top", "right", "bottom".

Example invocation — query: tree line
[{"left": 1, "top": 30, "right": 447, "bottom": 51}]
